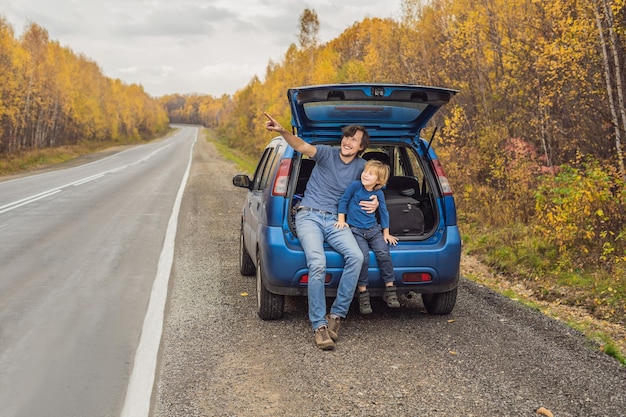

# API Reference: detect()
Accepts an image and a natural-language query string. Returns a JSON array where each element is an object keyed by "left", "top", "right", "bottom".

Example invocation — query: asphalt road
[
  {"left": 154, "top": 135, "right": 626, "bottom": 417},
  {"left": 0, "top": 126, "right": 197, "bottom": 417}
]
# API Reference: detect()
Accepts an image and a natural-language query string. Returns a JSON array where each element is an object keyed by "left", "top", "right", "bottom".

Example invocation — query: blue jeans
[
  {"left": 295, "top": 210, "right": 364, "bottom": 331},
  {"left": 351, "top": 224, "right": 395, "bottom": 288}
]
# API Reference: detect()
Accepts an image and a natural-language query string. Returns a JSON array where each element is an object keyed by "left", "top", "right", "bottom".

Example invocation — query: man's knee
[
  {"left": 346, "top": 249, "right": 364, "bottom": 264},
  {"left": 307, "top": 262, "right": 326, "bottom": 277}
]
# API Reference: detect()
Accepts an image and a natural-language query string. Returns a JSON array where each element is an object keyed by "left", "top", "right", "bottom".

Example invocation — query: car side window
[
  {"left": 390, "top": 147, "right": 408, "bottom": 176},
  {"left": 405, "top": 148, "right": 425, "bottom": 184},
  {"left": 251, "top": 148, "right": 272, "bottom": 191},
  {"left": 259, "top": 149, "right": 279, "bottom": 190},
  {"left": 400, "top": 146, "right": 429, "bottom": 194}
]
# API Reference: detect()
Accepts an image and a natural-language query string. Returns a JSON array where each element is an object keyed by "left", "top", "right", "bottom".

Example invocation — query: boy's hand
[
  {"left": 384, "top": 232, "right": 398, "bottom": 246},
  {"left": 334, "top": 221, "right": 349, "bottom": 229}
]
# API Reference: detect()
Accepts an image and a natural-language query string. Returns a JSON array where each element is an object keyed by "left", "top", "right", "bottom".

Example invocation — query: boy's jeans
[
  {"left": 351, "top": 224, "right": 395, "bottom": 288},
  {"left": 296, "top": 210, "right": 363, "bottom": 331}
]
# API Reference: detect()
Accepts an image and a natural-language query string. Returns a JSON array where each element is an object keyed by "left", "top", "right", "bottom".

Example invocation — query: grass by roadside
[
  {"left": 0, "top": 143, "right": 106, "bottom": 176},
  {"left": 202, "top": 129, "right": 257, "bottom": 175},
  {"left": 0, "top": 129, "right": 176, "bottom": 177},
  {"left": 203, "top": 129, "right": 256, "bottom": 174}
]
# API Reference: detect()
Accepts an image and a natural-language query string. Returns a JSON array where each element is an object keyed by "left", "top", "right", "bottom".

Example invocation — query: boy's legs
[
  {"left": 369, "top": 230, "right": 395, "bottom": 285},
  {"left": 370, "top": 230, "right": 400, "bottom": 308},
  {"left": 295, "top": 211, "right": 329, "bottom": 331},
  {"left": 350, "top": 227, "right": 371, "bottom": 290},
  {"left": 351, "top": 227, "right": 373, "bottom": 314}
]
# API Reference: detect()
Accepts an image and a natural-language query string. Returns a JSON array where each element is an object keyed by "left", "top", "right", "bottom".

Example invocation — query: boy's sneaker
[
  {"left": 358, "top": 290, "right": 373, "bottom": 315},
  {"left": 383, "top": 286, "right": 400, "bottom": 308},
  {"left": 314, "top": 325, "right": 335, "bottom": 350},
  {"left": 326, "top": 314, "right": 341, "bottom": 341}
]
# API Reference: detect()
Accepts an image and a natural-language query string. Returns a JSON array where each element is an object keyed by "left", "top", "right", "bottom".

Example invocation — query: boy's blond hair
[{"left": 364, "top": 159, "right": 390, "bottom": 190}]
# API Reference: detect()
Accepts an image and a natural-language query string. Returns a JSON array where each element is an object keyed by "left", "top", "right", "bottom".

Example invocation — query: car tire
[
  {"left": 256, "top": 251, "right": 285, "bottom": 320},
  {"left": 422, "top": 287, "right": 457, "bottom": 315},
  {"left": 239, "top": 227, "right": 255, "bottom": 276}
]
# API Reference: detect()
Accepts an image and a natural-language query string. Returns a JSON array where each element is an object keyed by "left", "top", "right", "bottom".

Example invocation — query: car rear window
[{"left": 302, "top": 101, "right": 428, "bottom": 124}]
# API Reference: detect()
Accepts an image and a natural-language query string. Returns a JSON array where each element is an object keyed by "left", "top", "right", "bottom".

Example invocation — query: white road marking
[
  {"left": 0, "top": 141, "right": 176, "bottom": 215},
  {"left": 120, "top": 131, "right": 197, "bottom": 417},
  {"left": 0, "top": 189, "right": 62, "bottom": 215},
  {"left": 70, "top": 173, "right": 105, "bottom": 186}
]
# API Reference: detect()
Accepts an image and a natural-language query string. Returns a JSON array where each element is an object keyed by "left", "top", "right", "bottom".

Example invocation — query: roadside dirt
[{"left": 461, "top": 255, "right": 626, "bottom": 360}]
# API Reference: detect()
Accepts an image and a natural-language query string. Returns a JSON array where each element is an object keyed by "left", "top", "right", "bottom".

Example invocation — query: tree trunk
[{"left": 594, "top": 0, "right": 625, "bottom": 179}]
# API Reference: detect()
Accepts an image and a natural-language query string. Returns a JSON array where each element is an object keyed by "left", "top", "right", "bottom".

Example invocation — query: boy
[{"left": 335, "top": 159, "right": 400, "bottom": 314}]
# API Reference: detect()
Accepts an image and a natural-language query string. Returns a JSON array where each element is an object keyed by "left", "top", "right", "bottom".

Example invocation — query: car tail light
[
  {"left": 402, "top": 272, "right": 432, "bottom": 283},
  {"left": 299, "top": 274, "right": 332, "bottom": 284},
  {"left": 272, "top": 159, "right": 292, "bottom": 196},
  {"left": 431, "top": 159, "right": 453, "bottom": 196}
]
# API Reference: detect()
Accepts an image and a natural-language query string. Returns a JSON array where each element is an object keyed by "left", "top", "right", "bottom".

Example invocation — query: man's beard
[{"left": 340, "top": 147, "right": 358, "bottom": 157}]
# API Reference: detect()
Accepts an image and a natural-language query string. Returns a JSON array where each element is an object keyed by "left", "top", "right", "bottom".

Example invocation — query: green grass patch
[
  {"left": 461, "top": 223, "right": 552, "bottom": 276},
  {"left": 203, "top": 128, "right": 257, "bottom": 174},
  {"left": 556, "top": 270, "right": 595, "bottom": 289},
  {"left": 501, "top": 288, "right": 543, "bottom": 311},
  {"left": 603, "top": 342, "right": 626, "bottom": 365},
  {"left": 0, "top": 129, "right": 174, "bottom": 177},
  {"left": 565, "top": 320, "right": 625, "bottom": 365},
  {"left": 0, "top": 145, "right": 96, "bottom": 176}
]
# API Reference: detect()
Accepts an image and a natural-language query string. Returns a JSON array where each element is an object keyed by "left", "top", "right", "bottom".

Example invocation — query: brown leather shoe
[
  {"left": 314, "top": 325, "right": 335, "bottom": 350},
  {"left": 326, "top": 314, "right": 341, "bottom": 341}
]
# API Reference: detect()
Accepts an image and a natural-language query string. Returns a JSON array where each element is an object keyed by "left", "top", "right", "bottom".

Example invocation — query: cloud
[{"left": 2, "top": 0, "right": 400, "bottom": 97}]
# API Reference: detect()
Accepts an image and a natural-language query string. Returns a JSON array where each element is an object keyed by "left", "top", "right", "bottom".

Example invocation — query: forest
[
  {"left": 1, "top": 1, "right": 624, "bottom": 351},
  {"left": 161, "top": 0, "right": 626, "bottom": 335},
  {"left": 0, "top": 19, "right": 169, "bottom": 158}
]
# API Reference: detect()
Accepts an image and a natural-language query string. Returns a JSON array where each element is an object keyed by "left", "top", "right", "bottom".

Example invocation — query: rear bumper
[{"left": 259, "top": 225, "right": 461, "bottom": 296}]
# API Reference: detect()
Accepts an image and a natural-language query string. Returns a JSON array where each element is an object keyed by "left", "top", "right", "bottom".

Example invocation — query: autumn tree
[
  {"left": 0, "top": 17, "right": 25, "bottom": 153},
  {"left": 0, "top": 21, "right": 168, "bottom": 157},
  {"left": 593, "top": 0, "right": 626, "bottom": 179},
  {"left": 298, "top": 8, "right": 319, "bottom": 50}
]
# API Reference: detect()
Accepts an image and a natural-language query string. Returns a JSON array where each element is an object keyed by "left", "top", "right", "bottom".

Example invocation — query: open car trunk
[{"left": 289, "top": 143, "right": 439, "bottom": 240}]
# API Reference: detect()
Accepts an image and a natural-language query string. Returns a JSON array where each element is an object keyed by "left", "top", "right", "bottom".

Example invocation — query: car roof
[{"left": 288, "top": 83, "right": 458, "bottom": 143}]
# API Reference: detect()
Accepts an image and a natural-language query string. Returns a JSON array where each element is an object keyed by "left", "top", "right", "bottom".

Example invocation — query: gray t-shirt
[{"left": 299, "top": 144, "right": 366, "bottom": 214}]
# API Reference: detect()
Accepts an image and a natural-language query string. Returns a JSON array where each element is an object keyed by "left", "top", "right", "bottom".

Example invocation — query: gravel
[{"left": 153, "top": 137, "right": 626, "bottom": 417}]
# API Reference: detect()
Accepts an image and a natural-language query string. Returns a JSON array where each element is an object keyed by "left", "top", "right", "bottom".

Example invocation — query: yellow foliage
[
  {"left": 534, "top": 158, "right": 625, "bottom": 270},
  {"left": 0, "top": 21, "right": 168, "bottom": 154}
]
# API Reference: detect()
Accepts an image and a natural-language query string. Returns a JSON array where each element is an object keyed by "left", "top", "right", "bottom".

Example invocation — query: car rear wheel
[
  {"left": 239, "top": 226, "right": 255, "bottom": 276},
  {"left": 256, "top": 252, "right": 285, "bottom": 320},
  {"left": 422, "top": 287, "right": 457, "bottom": 315}
]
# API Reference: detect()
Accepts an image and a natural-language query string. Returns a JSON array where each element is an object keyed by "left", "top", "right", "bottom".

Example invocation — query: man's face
[{"left": 340, "top": 130, "right": 364, "bottom": 158}]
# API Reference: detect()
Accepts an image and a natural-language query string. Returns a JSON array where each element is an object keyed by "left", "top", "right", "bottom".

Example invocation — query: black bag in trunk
[{"left": 385, "top": 194, "right": 425, "bottom": 235}]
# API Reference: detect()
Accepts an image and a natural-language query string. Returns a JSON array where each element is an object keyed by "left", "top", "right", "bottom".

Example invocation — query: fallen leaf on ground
[{"left": 536, "top": 406, "right": 554, "bottom": 417}]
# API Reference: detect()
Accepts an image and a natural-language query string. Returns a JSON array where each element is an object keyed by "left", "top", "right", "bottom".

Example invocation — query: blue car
[{"left": 233, "top": 83, "right": 461, "bottom": 320}]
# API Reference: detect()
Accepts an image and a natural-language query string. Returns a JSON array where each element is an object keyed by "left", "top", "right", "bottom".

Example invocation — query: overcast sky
[{"left": 2, "top": 0, "right": 401, "bottom": 97}]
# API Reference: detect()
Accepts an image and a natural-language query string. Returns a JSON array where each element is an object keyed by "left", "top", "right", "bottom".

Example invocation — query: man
[{"left": 264, "top": 112, "right": 378, "bottom": 350}]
